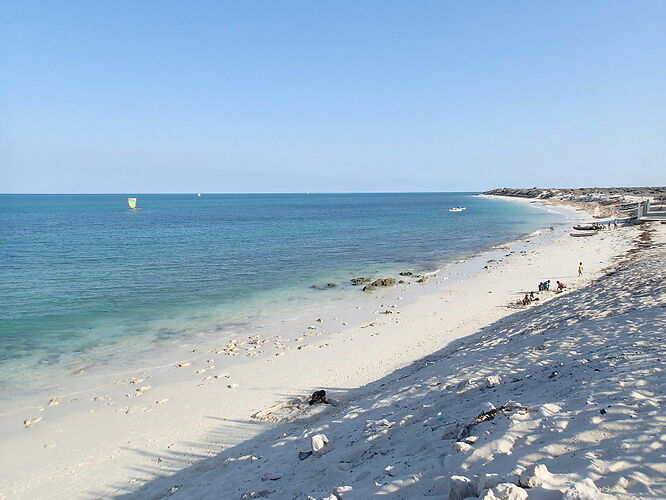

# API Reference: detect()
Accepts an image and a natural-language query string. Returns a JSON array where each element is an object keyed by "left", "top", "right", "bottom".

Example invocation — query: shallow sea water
[{"left": 0, "top": 193, "right": 565, "bottom": 392}]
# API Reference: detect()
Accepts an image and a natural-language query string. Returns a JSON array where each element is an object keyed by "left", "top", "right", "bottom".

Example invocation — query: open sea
[{"left": 0, "top": 193, "right": 566, "bottom": 394}]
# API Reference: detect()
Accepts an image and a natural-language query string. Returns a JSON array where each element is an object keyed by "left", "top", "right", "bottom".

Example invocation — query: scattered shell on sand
[
  {"left": 48, "top": 396, "right": 63, "bottom": 406},
  {"left": 454, "top": 441, "right": 473, "bottom": 453},
  {"left": 311, "top": 433, "right": 329, "bottom": 452},
  {"left": 175, "top": 362, "right": 191, "bottom": 368},
  {"left": 24, "top": 417, "right": 42, "bottom": 428}
]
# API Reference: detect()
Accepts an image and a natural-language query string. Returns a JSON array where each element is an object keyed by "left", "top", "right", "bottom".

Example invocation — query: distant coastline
[{"left": 483, "top": 186, "right": 666, "bottom": 200}]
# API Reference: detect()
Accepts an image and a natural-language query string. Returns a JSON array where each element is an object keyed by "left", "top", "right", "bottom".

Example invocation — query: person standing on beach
[{"left": 578, "top": 262, "right": 583, "bottom": 277}]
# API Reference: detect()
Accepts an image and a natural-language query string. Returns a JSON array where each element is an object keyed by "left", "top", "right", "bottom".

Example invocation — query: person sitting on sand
[
  {"left": 522, "top": 294, "right": 531, "bottom": 305},
  {"left": 309, "top": 389, "right": 328, "bottom": 405},
  {"left": 530, "top": 291, "right": 539, "bottom": 301},
  {"left": 544, "top": 280, "right": 551, "bottom": 291},
  {"left": 557, "top": 281, "right": 566, "bottom": 291}
]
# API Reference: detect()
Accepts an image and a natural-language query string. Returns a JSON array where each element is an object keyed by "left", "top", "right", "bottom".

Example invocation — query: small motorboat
[
  {"left": 448, "top": 207, "right": 466, "bottom": 212},
  {"left": 572, "top": 224, "right": 601, "bottom": 231}
]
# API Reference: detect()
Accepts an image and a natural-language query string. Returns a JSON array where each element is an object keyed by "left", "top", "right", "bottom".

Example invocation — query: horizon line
[
  {"left": 1, "top": 185, "right": 663, "bottom": 196},
  {"left": 1, "top": 190, "right": 486, "bottom": 195}
]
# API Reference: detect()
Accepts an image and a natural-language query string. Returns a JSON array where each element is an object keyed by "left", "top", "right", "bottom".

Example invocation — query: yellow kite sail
[{"left": 128, "top": 197, "right": 138, "bottom": 210}]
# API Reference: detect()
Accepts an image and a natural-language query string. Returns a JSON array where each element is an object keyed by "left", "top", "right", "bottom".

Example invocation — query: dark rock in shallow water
[
  {"left": 399, "top": 271, "right": 413, "bottom": 276},
  {"left": 371, "top": 278, "right": 396, "bottom": 287},
  {"left": 362, "top": 285, "right": 377, "bottom": 292},
  {"left": 351, "top": 277, "right": 371, "bottom": 285},
  {"left": 311, "top": 283, "right": 337, "bottom": 289}
]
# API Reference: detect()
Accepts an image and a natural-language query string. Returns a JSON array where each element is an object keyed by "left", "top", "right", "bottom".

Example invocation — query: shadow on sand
[{"left": 98, "top": 233, "right": 665, "bottom": 499}]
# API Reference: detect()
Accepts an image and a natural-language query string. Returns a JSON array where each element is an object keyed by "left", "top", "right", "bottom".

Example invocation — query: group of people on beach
[
  {"left": 536, "top": 279, "right": 566, "bottom": 292},
  {"left": 521, "top": 280, "right": 567, "bottom": 306},
  {"left": 590, "top": 220, "right": 618, "bottom": 231},
  {"left": 521, "top": 291, "right": 539, "bottom": 305},
  {"left": 518, "top": 262, "right": 582, "bottom": 307}
]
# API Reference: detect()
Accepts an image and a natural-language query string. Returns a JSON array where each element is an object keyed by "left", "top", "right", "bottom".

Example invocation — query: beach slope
[{"left": 113, "top": 225, "right": 665, "bottom": 498}]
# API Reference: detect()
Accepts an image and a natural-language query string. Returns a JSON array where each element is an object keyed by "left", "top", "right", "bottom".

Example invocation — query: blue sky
[{"left": 1, "top": 1, "right": 665, "bottom": 193}]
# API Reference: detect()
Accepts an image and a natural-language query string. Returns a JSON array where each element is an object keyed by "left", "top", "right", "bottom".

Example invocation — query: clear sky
[{"left": 1, "top": 1, "right": 665, "bottom": 193}]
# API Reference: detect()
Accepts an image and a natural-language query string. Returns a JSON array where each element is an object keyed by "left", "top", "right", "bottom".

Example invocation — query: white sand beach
[{"left": 2, "top": 201, "right": 664, "bottom": 499}]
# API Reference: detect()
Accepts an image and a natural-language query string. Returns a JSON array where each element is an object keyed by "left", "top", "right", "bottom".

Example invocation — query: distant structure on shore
[{"left": 637, "top": 200, "right": 666, "bottom": 222}]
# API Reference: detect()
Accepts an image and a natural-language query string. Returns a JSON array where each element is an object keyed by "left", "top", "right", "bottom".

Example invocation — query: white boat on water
[
  {"left": 197, "top": 193, "right": 202, "bottom": 197},
  {"left": 448, "top": 207, "right": 466, "bottom": 212}
]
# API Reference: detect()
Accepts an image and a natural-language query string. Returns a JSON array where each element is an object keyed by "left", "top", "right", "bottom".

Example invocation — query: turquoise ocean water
[{"left": 0, "top": 193, "right": 565, "bottom": 393}]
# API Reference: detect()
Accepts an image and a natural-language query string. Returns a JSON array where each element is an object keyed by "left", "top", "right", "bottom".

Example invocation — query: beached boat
[
  {"left": 448, "top": 207, "right": 466, "bottom": 212},
  {"left": 570, "top": 230, "right": 598, "bottom": 237},
  {"left": 128, "top": 197, "right": 139, "bottom": 210},
  {"left": 573, "top": 224, "right": 602, "bottom": 231}
]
